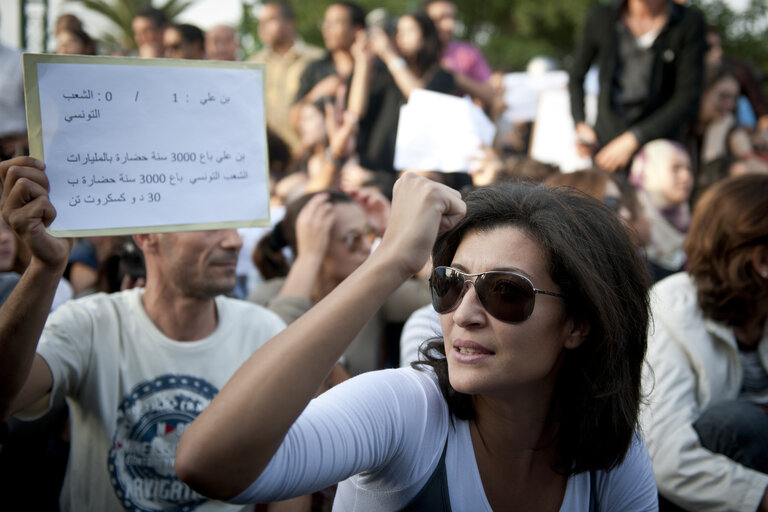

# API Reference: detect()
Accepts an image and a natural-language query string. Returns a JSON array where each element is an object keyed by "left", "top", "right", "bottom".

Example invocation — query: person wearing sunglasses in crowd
[
  {"left": 249, "top": 187, "right": 430, "bottom": 377},
  {"left": 176, "top": 173, "right": 657, "bottom": 510}
]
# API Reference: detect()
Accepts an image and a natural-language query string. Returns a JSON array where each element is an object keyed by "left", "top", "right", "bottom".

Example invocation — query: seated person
[
  {"left": 641, "top": 174, "right": 768, "bottom": 511},
  {"left": 250, "top": 188, "right": 429, "bottom": 376},
  {"left": 629, "top": 139, "right": 693, "bottom": 282}
]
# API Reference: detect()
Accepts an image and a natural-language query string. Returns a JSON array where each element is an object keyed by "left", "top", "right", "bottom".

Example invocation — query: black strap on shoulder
[
  {"left": 589, "top": 469, "right": 599, "bottom": 512},
  {"left": 399, "top": 437, "right": 452, "bottom": 512}
]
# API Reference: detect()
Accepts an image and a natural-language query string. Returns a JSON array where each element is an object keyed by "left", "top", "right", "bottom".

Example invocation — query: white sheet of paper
[
  {"left": 501, "top": 71, "right": 570, "bottom": 123},
  {"left": 394, "top": 89, "right": 495, "bottom": 172},
  {"left": 529, "top": 89, "right": 593, "bottom": 173},
  {"left": 30, "top": 57, "right": 269, "bottom": 236}
]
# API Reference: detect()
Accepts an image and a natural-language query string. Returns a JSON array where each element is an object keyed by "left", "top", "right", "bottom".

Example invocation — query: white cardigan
[{"left": 641, "top": 272, "right": 768, "bottom": 511}]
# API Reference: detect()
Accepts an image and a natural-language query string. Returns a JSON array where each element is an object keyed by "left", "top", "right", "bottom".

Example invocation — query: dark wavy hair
[
  {"left": 684, "top": 174, "right": 768, "bottom": 326},
  {"left": 399, "top": 11, "right": 443, "bottom": 78},
  {"left": 414, "top": 182, "right": 651, "bottom": 475},
  {"left": 253, "top": 189, "right": 353, "bottom": 279}
]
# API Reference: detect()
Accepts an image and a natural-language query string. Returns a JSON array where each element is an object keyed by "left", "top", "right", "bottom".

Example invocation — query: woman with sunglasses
[{"left": 177, "top": 173, "right": 657, "bottom": 510}]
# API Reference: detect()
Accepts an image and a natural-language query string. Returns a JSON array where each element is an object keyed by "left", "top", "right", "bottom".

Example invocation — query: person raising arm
[{"left": 0, "top": 157, "right": 70, "bottom": 420}]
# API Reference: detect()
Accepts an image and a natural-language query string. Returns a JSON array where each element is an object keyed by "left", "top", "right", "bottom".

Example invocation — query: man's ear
[
  {"left": 132, "top": 233, "right": 158, "bottom": 254},
  {"left": 564, "top": 317, "right": 590, "bottom": 350}
]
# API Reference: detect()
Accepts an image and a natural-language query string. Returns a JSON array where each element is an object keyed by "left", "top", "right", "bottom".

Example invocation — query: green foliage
[
  {"left": 253, "top": 0, "right": 594, "bottom": 71},
  {"left": 75, "top": 0, "right": 768, "bottom": 83},
  {"left": 68, "top": 0, "right": 193, "bottom": 51},
  {"left": 691, "top": 0, "right": 768, "bottom": 79}
]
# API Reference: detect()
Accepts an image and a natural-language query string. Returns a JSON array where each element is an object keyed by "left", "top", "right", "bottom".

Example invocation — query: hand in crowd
[
  {"left": 595, "top": 131, "right": 639, "bottom": 172},
  {"left": 468, "top": 145, "right": 504, "bottom": 186},
  {"left": 347, "top": 186, "right": 391, "bottom": 236},
  {"left": 294, "top": 192, "right": 336, "bottom": 260},
  {"left": 0, "top": 157, "right": 72, "bottom": 273},
  {"left": 338, "top": 160, "right": 374, "bottom": 190},
  {"left": 574, "top": 122, "right": 598, "bottom": 158},
  {"left": 325, "top": 102, "right": 359, "bottom": 163},
  {"left": 350, "top": 29, "right": 372, "bottom": 63},
  {"left": 375, "top": 172, "right": 465, "bottom": 279},
  {"left": 368, "top": 27, "right": 397, "bottom": 62},
  {"left": 305, "top": 74, "right": 345, "bottom": 106}
]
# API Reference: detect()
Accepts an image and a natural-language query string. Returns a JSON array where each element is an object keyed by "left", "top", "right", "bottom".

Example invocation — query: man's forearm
[{"left": 0, "top": 259, "right": 62, "bottom": 418}]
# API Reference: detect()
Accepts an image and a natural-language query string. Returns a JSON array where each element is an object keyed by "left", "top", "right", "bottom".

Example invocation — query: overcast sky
[{"left": 0, "top": 0, "right": 757, "bottom": 51}]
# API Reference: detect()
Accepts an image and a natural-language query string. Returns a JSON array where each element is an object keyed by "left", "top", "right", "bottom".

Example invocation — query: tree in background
[
  {"left": 76, "top": 0, "right": 768, "bottom": 91},
  {"left": 692, "top": 0, "right": 768, "bottom": 80}
]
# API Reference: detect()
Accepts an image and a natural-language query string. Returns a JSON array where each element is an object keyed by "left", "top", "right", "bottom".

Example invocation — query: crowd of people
[{"left": 1, "top": 1, "right": 768, "bottom": 511}]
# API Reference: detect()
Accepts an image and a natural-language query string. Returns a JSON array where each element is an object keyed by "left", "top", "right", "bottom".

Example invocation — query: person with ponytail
[{"left": 249, "top": 188, "right": 430, "bottom": 376}]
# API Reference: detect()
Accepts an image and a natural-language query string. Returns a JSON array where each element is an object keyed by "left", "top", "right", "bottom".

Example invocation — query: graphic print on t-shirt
[{"left": 108, "top": 374, "right": 218, "bottom": 512}]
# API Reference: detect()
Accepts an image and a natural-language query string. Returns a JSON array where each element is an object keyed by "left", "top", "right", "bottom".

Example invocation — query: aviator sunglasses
[{"left": 429, "top": 266, "right": 565, "bottom": 323}]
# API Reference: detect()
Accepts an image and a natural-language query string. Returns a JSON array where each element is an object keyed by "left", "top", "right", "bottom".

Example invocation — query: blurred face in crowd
[
  {"left": 0, "top": 218, "right": 17, "bottom": 272},
  {"left": 322, "top": 202, "right": 373, "bottom": 284},
  {"left": 701, "top": 75, "right": 739, "bottom": 122},
  {"left": 322, "top": 4, "right": 356, "bottom": 52},
  {"left": 705, "top": 30, "right": 723, "bottom": 68},
  {"left": 56, "top": 30, "right": 86, "bottom": 55},
  {"left": 395, "top": 14, "right": 423, "bottom": 59},
  {"left": 132, "top": 15, "right": 164, "bottom": 50},
  {"left": 154, "top": 230, "right": 242, "bottom": 299},
  {"left": 205, "top": 25, "right": 239, "bottom": 61},
  {"left": 258, "top": 4, "right": 294, "bottom": 49},
  {"left": 425, "top": 0, "right": 456, "bottom": 44},
  {"left": 297, "top": 102, "right": 327, "bottom": 148},
  {"left": 164, "top": 27, "right": 203, "bottom": 59},
  {"left": 646, "top": 146, "right": 694, "bottom": 206}
]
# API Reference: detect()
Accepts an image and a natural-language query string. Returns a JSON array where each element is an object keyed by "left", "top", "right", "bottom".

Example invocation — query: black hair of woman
[
  {"left": 401, "top": 11, "right": 443, "bottom": 78},
  {"left": 417, "top": 182, "right": 652, "bottom": 474}
]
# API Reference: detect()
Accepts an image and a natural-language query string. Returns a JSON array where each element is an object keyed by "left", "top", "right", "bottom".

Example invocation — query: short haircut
[
  {"left": 169, "top": 23, "right": 205, "bottom": 47},
  {"left": 416, "top": 182, "right": 651, "bottom": 475},
  {"left": 332, "top": 2, "right": 366, "bottom": 29},
  {"left": 685, "top": 174, "right": 768, "bottom": 326},
  {"left": 263, "top": 1, "right": 295, "bottom": 21},
  {"left": 56, "top": 13, "right": 83, "bottom": 34},
  {"left": 133, "top": 7, "right": 168, "bottom": 28}
]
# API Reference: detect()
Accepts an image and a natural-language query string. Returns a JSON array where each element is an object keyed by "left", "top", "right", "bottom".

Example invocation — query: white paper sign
[
  {"left": 501, "top": 71, "right": 569, "bottom": 123},
  {"left": 394, "top": 89, "right": 495, "bottom": 172},
  {"left": 529, "top": 89, "right": 593, "bottom": 173},
  {"left": 24, "top": 54, "right": 270, "bottom": 236}
]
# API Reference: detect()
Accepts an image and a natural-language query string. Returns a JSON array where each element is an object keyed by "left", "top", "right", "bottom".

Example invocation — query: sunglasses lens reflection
[
  {"left": 430, "top": 267, "right": 464, "bottom": 313},
  {"left": 477, "top": 273, "right": 535, "bottom": 322},
  {"left": 430, "top": 267, "right": 536, "bottom": 323}
]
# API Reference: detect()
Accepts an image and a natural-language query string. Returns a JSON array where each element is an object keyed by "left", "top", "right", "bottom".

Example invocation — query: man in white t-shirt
[{"left": 0, "top": 157, "right": 286, "bottom": 512}]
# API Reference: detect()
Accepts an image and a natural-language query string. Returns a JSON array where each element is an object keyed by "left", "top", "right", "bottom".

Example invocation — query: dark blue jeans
[
  {"left": 659, "top": 400, "right": 768, "bottom": 511},
  {"left": 693, "top": 399, "right": 768, "bottom": 473}
]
